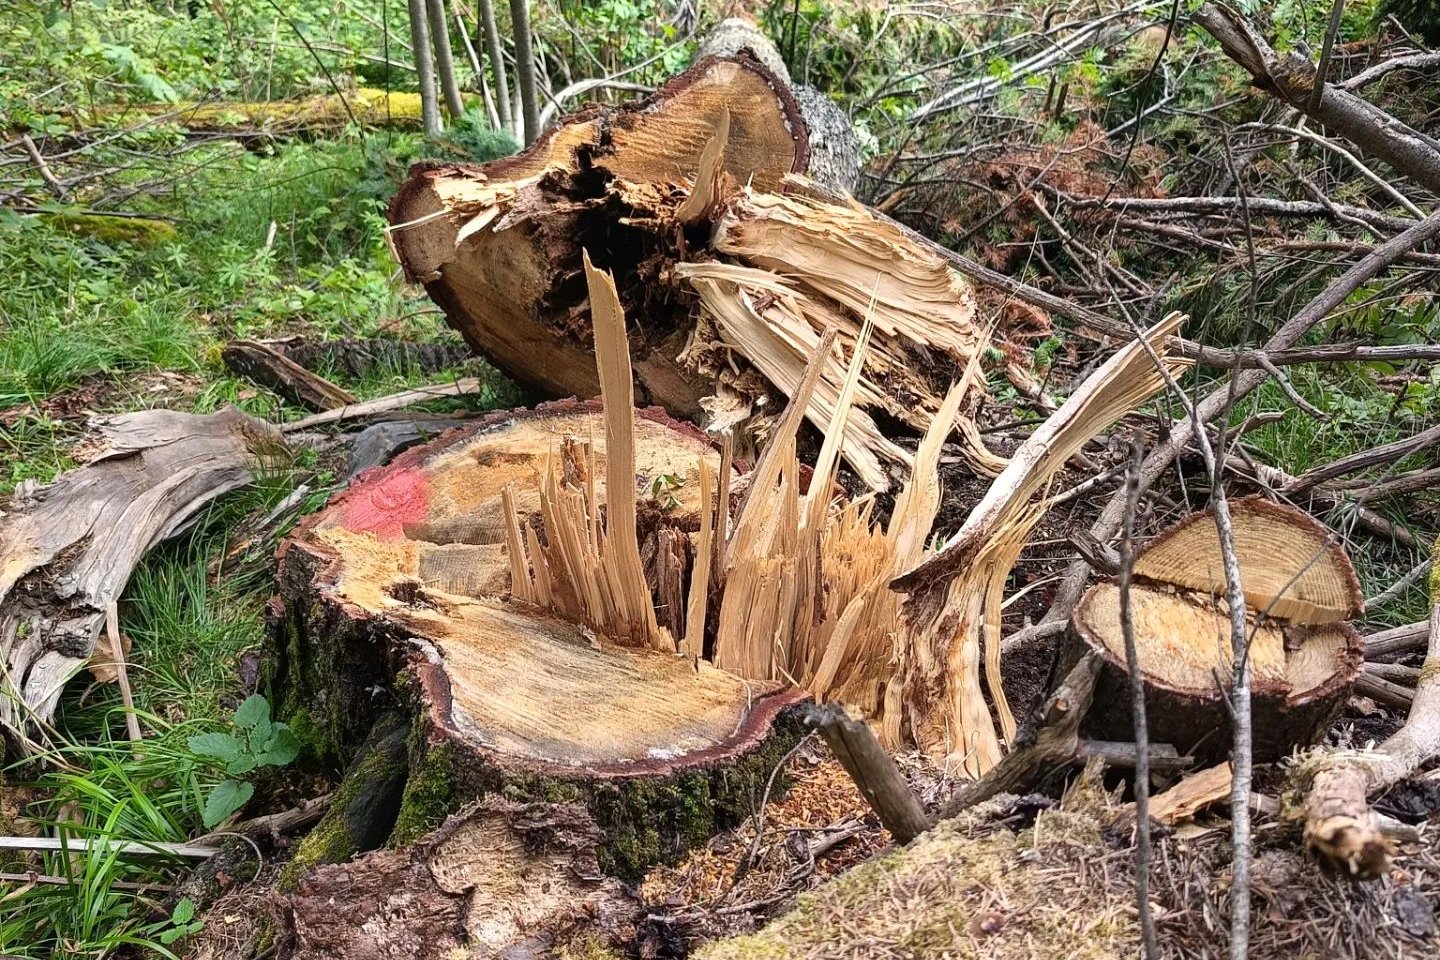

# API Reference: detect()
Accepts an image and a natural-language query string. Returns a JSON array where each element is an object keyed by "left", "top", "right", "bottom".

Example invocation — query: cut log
[
  {"left": 0, "top": 408, "right": 279, "bottom": 746},
  {"left": 385, "top": 54, "right": 1001, "bottom": 491},
  {"left": 271, "top": 398, "right": 803, "bottom": 883},
  {"left": 1071, "top": 497, "right": 1365, "bottom": 765}
]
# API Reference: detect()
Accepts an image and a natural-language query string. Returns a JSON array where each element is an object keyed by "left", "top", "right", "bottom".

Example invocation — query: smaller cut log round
[
  {"left": 1068, "top": 497, "right": 1365, "bottom": 766},
  {"left": 271, "top": 399, "right": 802, "bottom": 889},
  {"left": 1073, "top": 584, "right": 1363, "bottom": 764}
]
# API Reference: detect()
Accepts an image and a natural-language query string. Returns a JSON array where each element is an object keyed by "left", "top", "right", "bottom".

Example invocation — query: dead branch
[
  {"left": 1365, "top": 620, "right": 1430, "bottom": 658},
  {"left": 1303, "top": 597, "right": 1440, "bottom": 878},
  {"left": 936, "top": 653, "right": 1102, "bottom": 818},
  {"left": 222, "top": 340, "right": 358, "bottom": 412},
  {"left": 803, "top": 703, "right": 931, "bottom": 844},
  {"left": 1285, "top": 422, "right": 1440, "bottom": 494},
  {"left": 278, "top": 378, "right": 486, "bottom": 433},
  {"left": 1195, "top": 3, "right": 1440, "bottom": 196}
]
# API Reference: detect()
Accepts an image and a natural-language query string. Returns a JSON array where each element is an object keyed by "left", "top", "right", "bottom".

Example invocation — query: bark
[
  {"left": 408, "top": 0, "right": 444, "bottom": 136},
  {"left": 507, "top": 0, "right": 540, "bottom": 143},
  {"left": 222, "top": 339, "right": 358, "bottom": 412},
  {"left": 0, "top": 408, "right": 278, "bottom": 744},
  {"left": 1195, "top": 3, "right": 1440, "bottom": 196},
  {"left": 476, "top": 0, "right": 513, "bottom": 135},
  {"left": 425, "top": 0, "right": 467, "bottom": 119}
]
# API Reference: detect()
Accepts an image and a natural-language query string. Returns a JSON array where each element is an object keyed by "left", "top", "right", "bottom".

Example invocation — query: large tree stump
[
  {"left": 271, "top": 400, "right": 803, "bottom": 892},
  {"left": 1071, "top": 498, "right": 1365, "bottom": 765}
]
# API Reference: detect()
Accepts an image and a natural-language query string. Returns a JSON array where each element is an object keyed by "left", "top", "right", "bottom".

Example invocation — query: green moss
[
  {"left": 388, "top": 739, "right": 459, "bottom": 847},
  {"left": 698, "top": 803, "right": 1136, "bottom": 960},
  {"left": 279, "top": 715, "right": 411, "bottom": 888},
  {"left": 41, "top": 213, "right": 177, "bottom": 247}
]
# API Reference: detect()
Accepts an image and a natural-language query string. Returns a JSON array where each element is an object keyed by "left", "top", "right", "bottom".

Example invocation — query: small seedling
[
  {"left": 187, "top": 695, "right": 298, "bottom": 827},
  {"left": 650, "top": 472, "right": 687, "bottom": 511}
]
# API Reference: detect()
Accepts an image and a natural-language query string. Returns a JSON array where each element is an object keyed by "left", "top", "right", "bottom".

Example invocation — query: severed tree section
[
  {"left": 1072, "top": 498, "right": 1365, "bottom": 765},
  {"left": 386, "top": 55, "right": 1002, "bottom": 491}
]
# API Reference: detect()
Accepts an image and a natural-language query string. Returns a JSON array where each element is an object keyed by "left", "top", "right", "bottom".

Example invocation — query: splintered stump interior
[
  {"left": 273, "top": 400, "right": 802, "bottom": 953},
  {"left": 386, "top": 54, "right": 1003, "bottom": 491},
  {"left": 1072, "top": 498, "right": 1364, "bottom": 764}
]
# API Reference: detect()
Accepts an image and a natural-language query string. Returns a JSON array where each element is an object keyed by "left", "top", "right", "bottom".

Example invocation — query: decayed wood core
[{"left": 386, "top": 55, "right": 1001, "bottom": 492}]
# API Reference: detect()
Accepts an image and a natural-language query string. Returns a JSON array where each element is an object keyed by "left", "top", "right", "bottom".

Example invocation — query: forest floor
[{"left": 2, "top": 1, "right": 1439, "bottom": 957}]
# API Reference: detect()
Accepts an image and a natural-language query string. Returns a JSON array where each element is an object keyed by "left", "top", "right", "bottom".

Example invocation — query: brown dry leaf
[{"left": 87, "top": 630, "right": 132, "bottom": 683}]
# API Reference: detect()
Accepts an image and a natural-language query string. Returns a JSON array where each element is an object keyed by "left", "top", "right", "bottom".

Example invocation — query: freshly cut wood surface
[
  {"left": 1072, "top": 499, "right": 1365, "bottom": 765},
  {"left": 1075, "top": 582, "right": 1289, "bottom": 696},
  {"left": 1133, "top": 497, "right": 1363, "bottom": 624},
  {"left": 293, "top": 401, "right": 780, "bottom": 769}
]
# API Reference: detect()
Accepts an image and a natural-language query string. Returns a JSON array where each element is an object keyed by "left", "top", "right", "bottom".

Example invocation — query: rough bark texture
[
  {"left": 289, "top": 799, "right": 641, "bottom": 959},
  {"left": 269, "top": 399, "right": 804, "bottom": 912},
  {"left": 696, "top": 17, "right": 860, "bottom": 194},
  {"left": 1, "top": 407, "right": 278, "bottom": 743}
]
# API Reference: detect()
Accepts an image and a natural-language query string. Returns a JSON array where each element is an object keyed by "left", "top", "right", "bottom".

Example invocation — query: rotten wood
[{"left": 0, "top": 407, "right": 278, "bottom": 741}]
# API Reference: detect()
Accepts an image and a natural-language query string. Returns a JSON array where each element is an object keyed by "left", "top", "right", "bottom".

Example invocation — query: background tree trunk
[
  {"left": 426, "top": 0, "right": 467, "bottom": 120},
  {"left": 507, "top": 0, "right": 540, "bottom": 143},
  {"left": 476, "top": 0, "right": 513, "bottom": 135},
  {"left": 408, "top": 0, "right": 443, "bottom": 136}
]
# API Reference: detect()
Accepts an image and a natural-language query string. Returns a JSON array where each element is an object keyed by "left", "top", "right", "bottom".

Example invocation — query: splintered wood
[
  {"left": 389, "top": 66, "right": 1002, "bottom": 492},
  {"left": 498, "top": 253, "right": 1188, "bottom": 777},
  {"left": 895, "top": 313, "right": 1191, "bottom": 774}
]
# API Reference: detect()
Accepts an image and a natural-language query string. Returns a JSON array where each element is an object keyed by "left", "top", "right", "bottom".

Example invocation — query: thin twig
[
  {"left": 104, "top": 602, "right": 142, "bottom": 743},
  {"left": 1118, "top": 443, "right": 1159, "bottom": 960}
]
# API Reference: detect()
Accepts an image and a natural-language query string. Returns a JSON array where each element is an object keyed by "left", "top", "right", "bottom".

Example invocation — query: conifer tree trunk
[
  {"left": 476, "top": 0, "right": 513, "bottom": 134},
  {"left": 407, "top": 0, "right": 443, "bottom": 136},
  {"left": 507, "top": 0, "right": 540, "bottom": 143},
  {"left": 426, "top": 0, "right": 468, "bottom": 119}
]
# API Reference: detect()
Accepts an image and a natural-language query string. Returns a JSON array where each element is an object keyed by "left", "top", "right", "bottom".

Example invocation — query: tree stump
[
  {"left": 271, "top": 400, "right": 803, "bottom": 893},
  {"left": 1071, "top": 498, "right": 1365, "bottom": 765}
]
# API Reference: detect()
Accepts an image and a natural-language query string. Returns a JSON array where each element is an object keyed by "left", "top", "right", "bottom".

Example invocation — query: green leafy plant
[
  {"left": 187, "top": 695, "right": 299, "bottom": 827},
  {"left": 156, "top": 898, "right": 205, "bottom": 946}
]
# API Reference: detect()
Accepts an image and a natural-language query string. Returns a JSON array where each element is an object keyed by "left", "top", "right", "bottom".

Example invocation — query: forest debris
[
  {"left": 802, "top": 703, "right": 931, "bottom": 844},
  {"left": 0, "top": 407, "right": 279, "bottom": 743},
  {"left": 278, "top": 377, "right": 485, "bottom": 433},
  {"left": 1299, "top": 592, "right": 1440, "bottom": 879},
  {"left": 221, "top": 339, "right": 358, "bottom": 412},
  {"left": 1138, "top": 763, "right": 1234, "bottom": 826},
  {"left": 895, "top": 312, "right": 1188, "bottom": 772}
]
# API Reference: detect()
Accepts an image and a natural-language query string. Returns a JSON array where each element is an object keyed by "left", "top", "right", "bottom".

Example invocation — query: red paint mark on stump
[{"left": 342, "top": 467, "right": 428, "bottom": 540}]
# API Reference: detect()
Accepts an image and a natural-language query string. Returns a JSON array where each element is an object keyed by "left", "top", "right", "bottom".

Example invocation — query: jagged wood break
[{"left": 386, "top": 56, "right": 1002, "bottom": 491}]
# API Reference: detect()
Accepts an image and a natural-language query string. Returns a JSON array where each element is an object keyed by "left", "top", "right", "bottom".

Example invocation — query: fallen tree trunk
[
  {"left": 0, "top": 408, "right": 279, "bottom": 746},
  {"left": 386, "top": 53, "right": 1005, "bottom": 491},
  {"left": 86, "top": 88, "right": 457, "bottom": 136}
]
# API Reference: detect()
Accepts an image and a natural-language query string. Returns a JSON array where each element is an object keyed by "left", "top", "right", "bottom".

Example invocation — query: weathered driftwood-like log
[
  {"left": 386, "top": 54, "right": 1000, "bottom": 490},
  {"left": 1072, "top": 498, "right": 1365, "bottom": 766},
  {"left": 271, "top": 399, "right": 803, "bottom": 885},
  {"left": 0, "top": 408, "right": 279, "bottom": 743}
]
